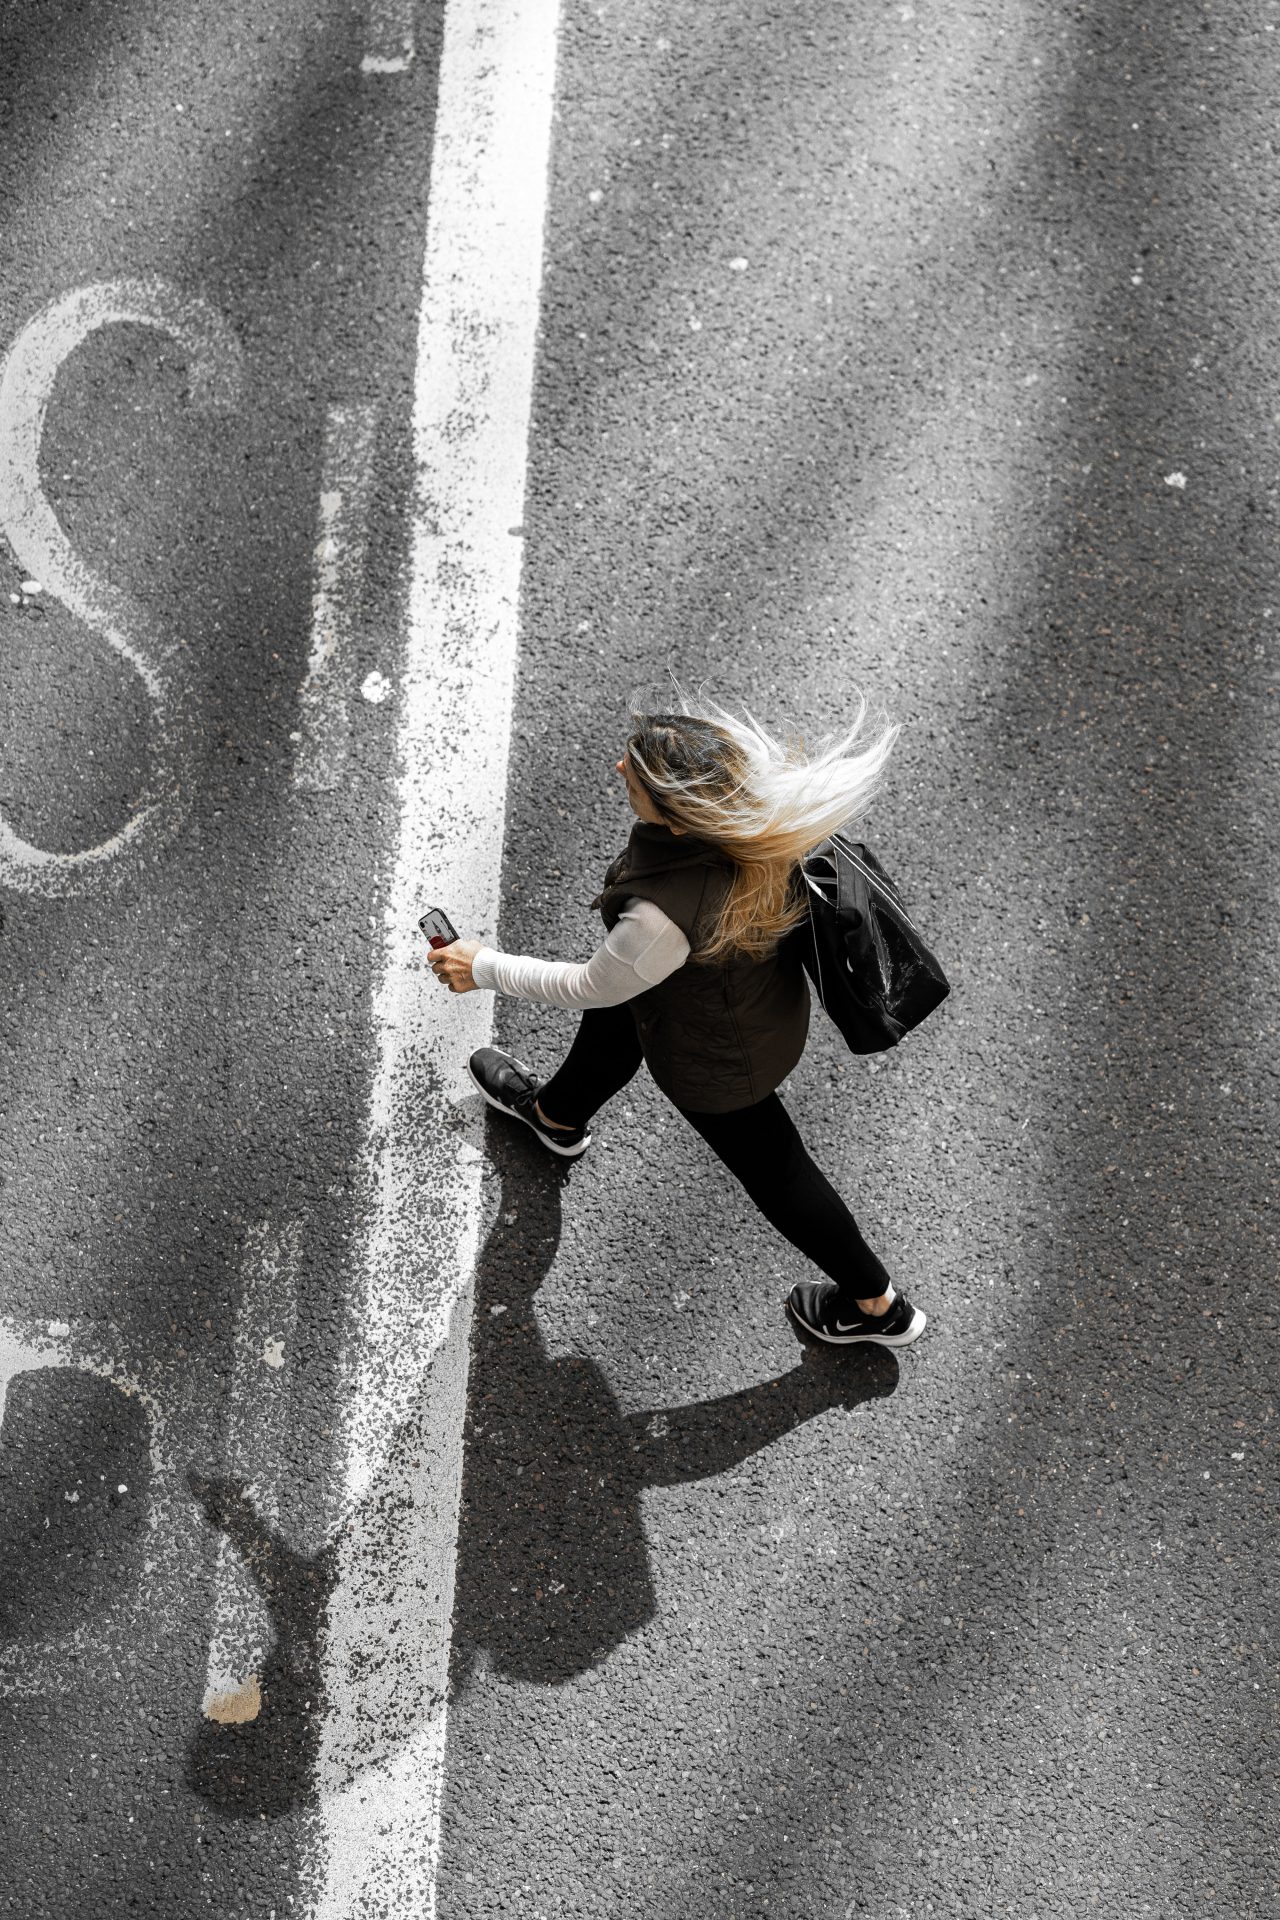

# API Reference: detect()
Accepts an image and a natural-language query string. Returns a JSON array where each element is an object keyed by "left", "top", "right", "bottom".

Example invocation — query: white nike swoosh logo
[{"left": 835, "top": 1319, "right": 865, "bottom": 1333}]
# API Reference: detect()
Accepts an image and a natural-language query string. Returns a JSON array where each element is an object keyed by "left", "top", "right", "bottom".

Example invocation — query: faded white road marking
[
  {"left": 310, "top": 0, "right": 562, "bottom": 1914},
  {"left": 362, "top": 0, "right": 415, "bottom": 72},
  {"left": 0, "top": 1319, "right": 170, "bottom": 1536},
  {"left": 201, "top": 1221, "right": 300, "bottom": 1725},
  {"left": 295, "top": 404, "right": 379, "bottom": 793},
  {"left": 0, "top": 1315, "right": 178, "bottom": 1698},
  {"left": 0, "top": 280, "right": 243, "bottom": 894}
]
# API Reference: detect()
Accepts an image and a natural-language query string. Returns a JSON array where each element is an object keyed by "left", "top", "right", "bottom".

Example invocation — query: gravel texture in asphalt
[{"left": 0, "top": 3, "right": 1277, "bottom": 1917}]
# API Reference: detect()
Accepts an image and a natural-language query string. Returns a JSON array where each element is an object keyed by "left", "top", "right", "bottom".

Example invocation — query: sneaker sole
[
  {"left": 785, "top": 1297, "right": 927, "bottom": 1348},
  {"left": 467, "top": 1061, "right": 591, "bottom": 1158}
]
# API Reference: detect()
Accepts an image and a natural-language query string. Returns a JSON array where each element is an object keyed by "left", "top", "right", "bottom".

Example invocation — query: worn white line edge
[
  {"left": 309, "top": 2, "right": 562, "bottom": 1915},
  {"left": 362, "top": 0, "right": 415, "bottom": 72},
  {"left": 295, "top": 404, "right": 380, "bottom": 794},
  {"left": 201, "top": 1221, "right": 300, "bottom": 1724}
]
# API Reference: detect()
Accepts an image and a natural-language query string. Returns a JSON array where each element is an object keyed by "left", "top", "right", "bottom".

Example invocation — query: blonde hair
[{"left": 624, "top": 674, "right": 901, "bottom": 964}]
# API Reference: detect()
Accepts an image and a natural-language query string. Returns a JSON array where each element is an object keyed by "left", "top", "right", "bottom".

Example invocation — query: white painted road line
[
  {"left": 201, "top": 1221, "right": 300, "bottom": 1725},
  {"left": 0, "top": 280, "right": 243, "bottom": 893},
  {"left": 295, "top": 404, "right": 380, "bottom": 793},
  {"left": 362, "top": 0, "right": 416, "bottom": 73},
  {"left": 309, "top": 1, "right": 563, "bottom": 1915}
]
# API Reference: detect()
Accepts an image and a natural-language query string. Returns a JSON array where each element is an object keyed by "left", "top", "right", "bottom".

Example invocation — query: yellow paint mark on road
[{"left": 203, "top": 1675, "right": 261, "bottom": 1724}]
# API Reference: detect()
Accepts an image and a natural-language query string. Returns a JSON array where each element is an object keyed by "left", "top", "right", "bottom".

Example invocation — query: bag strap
[
  {"left": 829, "top": 834, "right": 925, "bottom": 940},
  {"left": 800, "top": 865, "right": 829, "bottom": 1009}
]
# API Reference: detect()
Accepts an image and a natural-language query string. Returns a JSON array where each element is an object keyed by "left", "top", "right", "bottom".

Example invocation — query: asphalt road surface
[{"left": 1, "top": 2, "right": 1277, "bottom": 1917}]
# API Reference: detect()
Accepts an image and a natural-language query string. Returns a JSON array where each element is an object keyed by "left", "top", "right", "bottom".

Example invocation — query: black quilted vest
[{"left": 588, "top": 820, "right": 810, "bottom": 1113}]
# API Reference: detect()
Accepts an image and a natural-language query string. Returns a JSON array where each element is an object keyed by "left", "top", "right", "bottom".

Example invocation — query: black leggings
[{"left": 538, "top": 1003, "right": 891, "bottom": 1300}]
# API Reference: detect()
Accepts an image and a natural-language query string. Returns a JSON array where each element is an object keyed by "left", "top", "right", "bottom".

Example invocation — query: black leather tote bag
[{"left": 784, "top": 834, "right": 949, "bottom": 1055}]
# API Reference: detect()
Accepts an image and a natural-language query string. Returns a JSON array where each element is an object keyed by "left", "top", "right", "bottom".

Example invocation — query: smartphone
[{"left": 418, "top": 907, "right": 460, "bottom": 949}]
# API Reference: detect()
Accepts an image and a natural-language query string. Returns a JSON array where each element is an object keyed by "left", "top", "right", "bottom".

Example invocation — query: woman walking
[{"left": 426, "top": 682, "right": 926, "bottom": 1349}]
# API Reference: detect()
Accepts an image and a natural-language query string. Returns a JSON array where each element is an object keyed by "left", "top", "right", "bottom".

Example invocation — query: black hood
[{"left": 613, "top": 818, "right": 729, "bottom": 878}]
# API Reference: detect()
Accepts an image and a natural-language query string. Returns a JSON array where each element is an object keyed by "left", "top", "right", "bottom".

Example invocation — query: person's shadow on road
[
  {"left": 448, "top": 1124, "right": 898, "bottom": 1689},
  {"left": 183, "top": 1113, "right": 898, "bottom": 1813}
]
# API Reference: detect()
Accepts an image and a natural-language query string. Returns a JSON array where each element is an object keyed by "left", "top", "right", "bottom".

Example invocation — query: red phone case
[{"left": 419, "top": 908, "right": 459, "bottom": 949}]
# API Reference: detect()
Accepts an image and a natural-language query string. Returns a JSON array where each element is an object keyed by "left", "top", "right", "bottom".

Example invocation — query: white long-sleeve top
[{"left": 471, "top": 897, "right": 690, "bottom": 1009}]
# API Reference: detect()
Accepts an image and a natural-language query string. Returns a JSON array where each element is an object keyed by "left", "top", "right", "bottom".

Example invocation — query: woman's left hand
[{"left": 426, "top": 937, "right": 482, "bottom": 994}]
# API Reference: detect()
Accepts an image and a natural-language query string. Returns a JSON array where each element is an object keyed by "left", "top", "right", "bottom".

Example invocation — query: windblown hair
[{"left": 624, "top": 675, "right": 901, "bottom": 965}]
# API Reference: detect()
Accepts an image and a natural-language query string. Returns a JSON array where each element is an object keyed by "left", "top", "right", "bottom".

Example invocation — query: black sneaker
[
  {"left": 467, "top": 1047, "right": 591, "bottom": 1158},
  {"left": 785, "top": 1281, "right": 927, "bottom": 1348}
]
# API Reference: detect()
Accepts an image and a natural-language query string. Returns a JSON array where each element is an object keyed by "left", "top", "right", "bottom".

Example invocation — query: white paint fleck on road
[
  {"left": 309, "top": 1, "right": 563, "bottom": 1913},
  {"left": 362, "top": 0, "right": 415, "bottom": 72},
  {"left": 295, "top": 404, "right": 379, "bottom": 793},
  {"left": 200, "top": 1221, "right": 299, "bottom": 1725},
  {"left": 359, "top": 668, "right": 391, "bottom": 704},
  {"left": 0, "top": 280, "right": 243, "bottom": 894}
]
